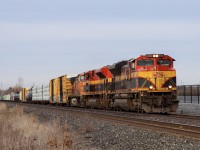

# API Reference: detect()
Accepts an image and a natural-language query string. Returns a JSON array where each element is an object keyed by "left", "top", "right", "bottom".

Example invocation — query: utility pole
[{"left": 0, "top": 82, "right": 2, "bottom": 100}]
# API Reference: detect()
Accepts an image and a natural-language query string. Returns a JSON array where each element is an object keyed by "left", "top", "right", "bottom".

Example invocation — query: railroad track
[
  {"left": 2, "top": 101, "right": 200, "bottom": 139},
  {"left": 2, "top": 100, "right": 200, "bottom": 121},
  {"left": 169, "top": 113, "right": 200, "bottom": 120},
  {"left": 94, "top": 114, "right": 200, "bottom": 139}
]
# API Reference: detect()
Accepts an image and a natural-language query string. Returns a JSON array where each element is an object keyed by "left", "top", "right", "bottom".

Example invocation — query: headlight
[
  {"left": 168, "top": 85, "right": 172, "bottom": 89},
  {"left": 149, "top": 86, "right": 153, "bottom": 90},
  {"left": 153, "top": 54, "right": 159, "bottom": 58}
]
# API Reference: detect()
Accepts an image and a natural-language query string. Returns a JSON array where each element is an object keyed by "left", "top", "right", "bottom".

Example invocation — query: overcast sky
[{"left": 0, "top": 0, "right": 200, "bottom": 89}]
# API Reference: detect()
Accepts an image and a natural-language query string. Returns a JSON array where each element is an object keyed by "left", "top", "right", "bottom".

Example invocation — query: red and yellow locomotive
[{"left": 49, "top": 54, "right": 178, "bottom": 113}]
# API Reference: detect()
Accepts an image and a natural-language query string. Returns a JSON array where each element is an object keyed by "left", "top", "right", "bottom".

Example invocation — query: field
[
  {"left": 0, "top": 103, "right": 73, "bottom": 150},
  {"left": 1, "top": 102, "right": 200, "bottom": 150}
]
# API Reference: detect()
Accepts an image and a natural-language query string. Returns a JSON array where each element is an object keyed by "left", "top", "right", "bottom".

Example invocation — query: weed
[{"left": 0, "top": 103, "right": 73, "bottom": 150}]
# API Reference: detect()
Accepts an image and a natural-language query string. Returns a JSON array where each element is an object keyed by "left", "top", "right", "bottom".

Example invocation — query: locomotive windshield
[
  {"left": 80, "top": 75, "right": 85, "bottom": 81},
  {"left": 137, "top": 60, "right": 154, "bottom": 66},
  {"left": 157, "top": 60, "right": 171, "bottom": 66}
]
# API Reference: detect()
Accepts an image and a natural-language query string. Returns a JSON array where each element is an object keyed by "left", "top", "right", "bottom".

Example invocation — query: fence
[{"left": 178, "top": 85, "right": 200, "bottom": 104}]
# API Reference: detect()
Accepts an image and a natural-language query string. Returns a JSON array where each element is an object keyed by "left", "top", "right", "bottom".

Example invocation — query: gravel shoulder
[{"left": 3, "top": 102, "right": 200, "bottom": 150}]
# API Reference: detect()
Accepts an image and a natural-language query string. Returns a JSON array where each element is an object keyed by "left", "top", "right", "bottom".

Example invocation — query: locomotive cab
[{"left": 135, "top": 54, "right": 174, "bottom": 70}]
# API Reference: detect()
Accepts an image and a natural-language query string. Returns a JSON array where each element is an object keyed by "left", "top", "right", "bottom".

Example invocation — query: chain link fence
[{"left": 178, "top": 85, "right": 200, "bottom": 104}]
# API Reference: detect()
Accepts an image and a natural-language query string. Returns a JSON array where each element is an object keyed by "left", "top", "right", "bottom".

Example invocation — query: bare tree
[
  {"left": 17, "top": 77, "right": 24, "bottom": 88},
  {"left": 14, "top": 77, "right": 24, "bottom": 92},
  {"left": 4, "top": 87, "right": 15, "bottom": 95}
]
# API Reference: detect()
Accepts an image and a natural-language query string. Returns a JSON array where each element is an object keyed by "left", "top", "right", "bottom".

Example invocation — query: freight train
[
  {"left": 1, "top": 92, "right": 20, "bottom": 101},
  {"left": 2, "top": 54, "right": 179, "bottom": 113}
]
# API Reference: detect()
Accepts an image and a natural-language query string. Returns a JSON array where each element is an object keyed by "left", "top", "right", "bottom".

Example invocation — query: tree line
[{"left": 1, "top": 77, "right": 24, "bottom": 95}]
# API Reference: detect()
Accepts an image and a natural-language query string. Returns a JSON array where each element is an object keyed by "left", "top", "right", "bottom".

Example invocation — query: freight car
[
  {"left": 18, "top": 54, "right": 178, "bottom": 113},
  {"left": 19, "top": 88, "right": 32, "bottom": 102},
  {"left": 49, "top": 74, "right": 77, "bottom": 105},
  {"left": 10, "top": 92, "right": 20, "bottom": 101},
  {"left": 2, "top": 94, "right": 11, "bottom": 101},
  {"left": 32, "top": 84, "right": 49, "bottom": 104},
  {"left": 1, "top": 92, "right": 19, "bottom": 101}
]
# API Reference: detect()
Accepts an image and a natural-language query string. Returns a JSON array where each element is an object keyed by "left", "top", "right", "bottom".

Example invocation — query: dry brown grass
[{"left": 0, "top": 103, "right": 73, "bottom": 150}]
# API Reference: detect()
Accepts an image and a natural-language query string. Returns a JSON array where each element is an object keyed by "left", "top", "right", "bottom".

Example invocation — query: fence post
[
  {"left": 198, "top": 85, "right": 200, "bottom": 104},
  {"left": 183, "top": 86, "right": 186, "bottom": 103},
  {"left": 191, "top": 85, "right": 192, "bottom": 103}
]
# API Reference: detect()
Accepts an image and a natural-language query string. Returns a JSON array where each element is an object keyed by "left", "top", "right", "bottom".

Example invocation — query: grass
[{"left": 0, "top": 103, "right": 73, "bottom": 150}]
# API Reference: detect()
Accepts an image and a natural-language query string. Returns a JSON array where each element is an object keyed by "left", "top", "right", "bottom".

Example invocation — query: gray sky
[{"left": 0, "top": 0, "right": 200, "bottom": 89}]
